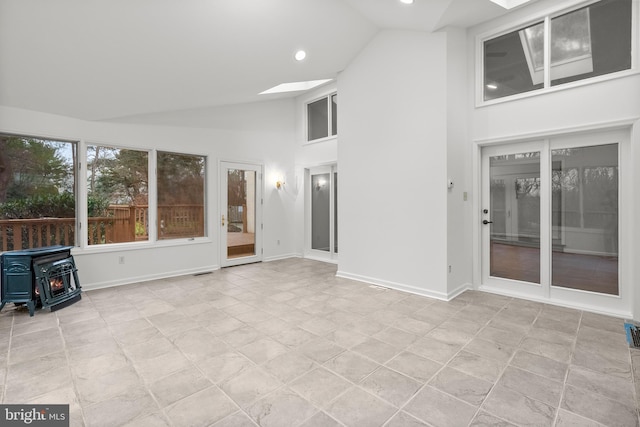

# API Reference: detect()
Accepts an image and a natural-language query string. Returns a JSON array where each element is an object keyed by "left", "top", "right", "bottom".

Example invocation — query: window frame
[
  {"left": 156, "top": 150, "right": 207, "bottom": 242},
  {"left": 476, "top": 0, "right": 639, "bottom": 107},
  {"left": 0, "top": 132, "right": 79, "bottom": 251},
  {"left": 304, "top": 91, "right": 338, "bottom": 144},
  {"left": 84, "top": 142, "right": 151, "bottom": 246},
  {"left": 79, "top": 141, "right": 209, "bottom": 252}
]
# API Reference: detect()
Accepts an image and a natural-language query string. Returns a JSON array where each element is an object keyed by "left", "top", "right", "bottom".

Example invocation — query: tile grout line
[{"left": 550, "top": 309, "right": 582, "bottom": 427}]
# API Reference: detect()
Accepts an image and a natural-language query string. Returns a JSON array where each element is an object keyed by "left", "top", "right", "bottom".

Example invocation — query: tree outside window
[{"left": 0, "top": 135, "right": 77, "bottom": 251}]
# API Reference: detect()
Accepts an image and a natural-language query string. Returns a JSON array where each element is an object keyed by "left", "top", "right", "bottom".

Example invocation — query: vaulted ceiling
[{"left": 0, "top": 0, "right": 518, "bottom": 123}]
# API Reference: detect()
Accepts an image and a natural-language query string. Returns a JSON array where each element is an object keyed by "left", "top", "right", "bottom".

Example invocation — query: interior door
[
  {"left": 306, "top": 165, "right": 338, "bottom": 262},
  {"left": 220, "top": 162, "right": 262, "bottom": 267}
]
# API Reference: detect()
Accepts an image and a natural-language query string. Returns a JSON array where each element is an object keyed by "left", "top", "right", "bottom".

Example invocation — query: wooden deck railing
[
  {"left": 0, "top": 218, "right": 75, "bottom": 252},
  {"left": 0, "top": 204, "right": 205, "bottom": 251}
]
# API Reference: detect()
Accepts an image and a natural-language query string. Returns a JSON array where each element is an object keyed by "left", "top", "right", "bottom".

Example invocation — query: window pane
[
  {"left": 307, "top": 98, "right": 329, "bottom": 141},
  {"left": 312, "top": 173, "right": 330, "bottom": 251},
  {"left": 157, "top": 152, "right": 205, "bottom": 240},
  {"left": 227, "top": 169, "right": 255, "bottom": 258},
  {"left": 551, "top": 0, "right": 632, "bottom": 86},
  {"left": 0, "top": 135, "right": 77, "bottom": 250},
  {"left": 489, "top": 152, "right": 541, "bottom": 284},
  {"left": 331, "top": 94, "right": 338, "bottom": 136},
  {"left": 484, "top": 21, "right": 544, "bottom": 101},
  {"left": 334, "top": 171, "right": 338, "bottom": 254},
  {"left": 551, "top": 144, "right": 618, "bottom": 295},
  {"left": 551, "top": 8, "right": 591, "bottom": 65},
  {"left": 87, "top": 146, "right": 148, "bottom": 245}
]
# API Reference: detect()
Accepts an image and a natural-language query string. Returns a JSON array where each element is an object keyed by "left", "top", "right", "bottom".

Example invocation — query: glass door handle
[{"left": 482, "top": 220, "right": 493, "bottom": 224}]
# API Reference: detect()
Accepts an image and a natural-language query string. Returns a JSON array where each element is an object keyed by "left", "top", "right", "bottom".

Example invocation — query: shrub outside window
[
  {"left": 86, "top": 145, "right": 149, "bottom": 245},
  {"left": 483, "top": 0, "right": 632, "bottom": 102},
  {"left": 0, "top": 134, "right": 77, "bottom": 251},
  {"left": 157, "top": 152, "right": 206, "bottom": 240}
]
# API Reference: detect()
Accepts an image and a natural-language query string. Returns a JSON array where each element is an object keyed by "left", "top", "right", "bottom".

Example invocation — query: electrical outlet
[{"left": 118, "top": 256, "right": 125, "bottom": 264}]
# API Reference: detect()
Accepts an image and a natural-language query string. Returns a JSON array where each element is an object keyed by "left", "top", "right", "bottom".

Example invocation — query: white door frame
[
  {"left": 481, "top": 140, "right": 548, "bottom": 300},
  {"left": 304, "top": 164, "right": 338, "bottom": 263},
  {"left": 219, "top": 161, "right": 263, "bottom": 267},
  {"left": 476, "top": 128, "right": 631, "bottom": 317}
]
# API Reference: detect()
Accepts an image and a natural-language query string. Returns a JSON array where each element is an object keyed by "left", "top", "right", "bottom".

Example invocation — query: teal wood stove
[{"left": 0, "top": 245, "right": 82, "bottom": 316}]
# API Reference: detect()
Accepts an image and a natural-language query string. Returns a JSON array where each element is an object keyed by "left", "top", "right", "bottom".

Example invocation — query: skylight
[
  {"left": 520, "top": 8, "right": 593, "bottom": 85},
  {"left": 489, "top": 0, "right": 532, "bottom": 9},
  {"left": 259, "top": 79, "right": 333, "bottom": 95}
]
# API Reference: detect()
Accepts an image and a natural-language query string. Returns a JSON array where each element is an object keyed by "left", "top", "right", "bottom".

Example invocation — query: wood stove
[{"left": 0, "top": 245, "right": 82, "bottom": 316}]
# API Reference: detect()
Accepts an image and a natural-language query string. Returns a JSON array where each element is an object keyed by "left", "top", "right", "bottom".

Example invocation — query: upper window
[
  {"left": 0, "top": 134, "right": 77, "bottom": 251},
  {"left": 307, "top": 93, "right": 337, "bottom": 142},
  {"left": 483, "top": 0, "right": 632, "bottom": 102}
]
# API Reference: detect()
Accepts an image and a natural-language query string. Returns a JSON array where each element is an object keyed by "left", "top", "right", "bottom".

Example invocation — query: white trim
[
  {"left": 263, "top": 253, "right": 301, "bottom": 263},
  {"left": 81, "top": 264, "right": 220, "bottom": 291},
  {"left": 475, "top": 125, "right": 633, "bottom": 318},
  {"left": 474, "top": 117, "right": 639, "bottom": 146},
  {"left": 304, "top": 164, "right": 338, "bottom": 263},
  {"left": 336, "top": 270, "right": 472, "bottom": 301},
  {"left": 479, "top": 284, "right": 632, "bottom": 319},
  {"left": 303, "top": 91, "right": 338, "bottom": 145},
  {"left": 476, "top": 0, "right": 638, "bottom": 107},
  {"left": 219, "top": 160, "right": 264, "bottom": 268}
]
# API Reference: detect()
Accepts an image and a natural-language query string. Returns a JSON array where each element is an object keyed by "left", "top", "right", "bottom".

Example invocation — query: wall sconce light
[
  {"left": 315, "top": 179, "right": 326, "bottom": 191},
  {"left": 276, "top": 180, "right": 285, "bottom": 190}
]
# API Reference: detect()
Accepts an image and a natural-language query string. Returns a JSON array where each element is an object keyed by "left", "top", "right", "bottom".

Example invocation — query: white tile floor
[{"left": 1, "top": 258, "right": 639, "bottom": 426}]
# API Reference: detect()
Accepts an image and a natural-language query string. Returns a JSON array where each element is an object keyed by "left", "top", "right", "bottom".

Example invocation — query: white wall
[
  {"left": 336, "top": 29, "right": 451, "bottom": 299},
  {"left": 0, "top": 101, "right": 298, "bottom": 289},
  {"left": 293, "top": 83, "right": 339, "bottom": 257},
  {"left": 445, "top": 26, "right": 472, "bottom": 297}
]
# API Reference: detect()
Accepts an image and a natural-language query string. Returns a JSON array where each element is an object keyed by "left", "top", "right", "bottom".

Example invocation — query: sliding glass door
[{"left": 481, "top": 130, "right": 627, "bottom": 313}]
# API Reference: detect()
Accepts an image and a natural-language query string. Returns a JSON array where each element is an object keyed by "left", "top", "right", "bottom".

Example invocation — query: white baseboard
[
  {"left": 336, "top": 270, "right": 471, "bottom": 301},
  {"left": 263, "top": 253, "right": 301, "bottom": 262},
  {"left": 81, "top": 265, "right": 220, "bottom": 291}
]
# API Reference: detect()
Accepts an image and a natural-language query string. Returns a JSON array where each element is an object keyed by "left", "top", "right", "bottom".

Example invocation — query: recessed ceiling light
[
  {"left": 294, "top": 50, "right": 307, "bottom": 61},
  {"left": 488, "top": 0, "right": 532, "bottom": 9},
  {"left": 399, "top": 0, "right": 414, "bottom": 4},
  {"left": 259, "top": 79, "right": 333, "bottom": 95}
]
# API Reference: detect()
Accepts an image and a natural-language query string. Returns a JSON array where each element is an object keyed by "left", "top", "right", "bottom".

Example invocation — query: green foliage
[
  {"left": 157, "top": 152, "right": 204, "bottom": 205},
  {"left": 135, "top": 221, "right": 146, "bottom": 236},
  {"left": 1, "top": 136, "right": 74, "bottom": 201},
  {"left": 88, "top": 146, "right": 148, "bottom": 205},
  {"left": 87, "top": 194, "right": 110, "bottom": 217},
  {"left": 0, "top": 193, "right": 75, "bottom": 219},
  {"left": 0, "top": 193, "right": 109, "bottom": 219}
]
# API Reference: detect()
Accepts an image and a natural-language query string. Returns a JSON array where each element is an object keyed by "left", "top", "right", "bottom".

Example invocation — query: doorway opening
[{"left": 305, "top": 164, "right": 338, "bottom": 262}]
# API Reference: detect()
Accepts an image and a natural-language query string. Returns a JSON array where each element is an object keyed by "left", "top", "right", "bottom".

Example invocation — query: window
[
  {"left": 306, "top": 93, "right": 337, "bottom": 142},
  {"left": 157, "top": 152, "right": 206, "bottom": 240},
  {"left": 483, "top": 0, "right": 632, "bottom": 102},
  {"left": 0, "top": 134, "right": 77, "bottom": 251},
  {"left": 86, "top": 145, "right": 149, "bottom": 245},
  {"left": 551, "top": 143, "right": 618, "bottom": 295}
]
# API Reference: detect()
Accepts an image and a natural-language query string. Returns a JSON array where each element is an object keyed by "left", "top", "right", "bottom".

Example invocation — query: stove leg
[{"left": 26, "top": 301, "right": 35, "bottom": 317}]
